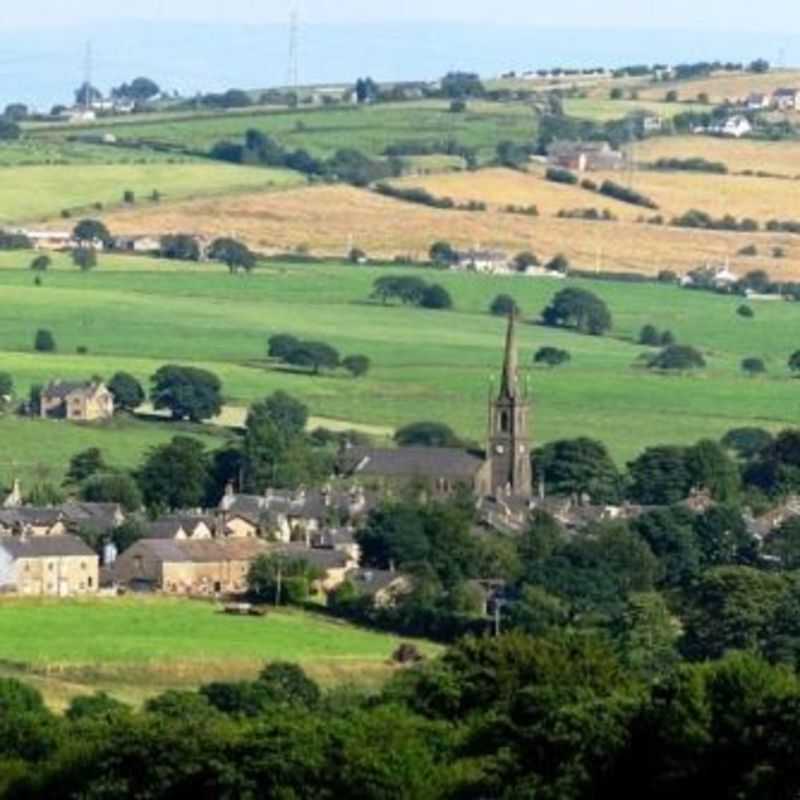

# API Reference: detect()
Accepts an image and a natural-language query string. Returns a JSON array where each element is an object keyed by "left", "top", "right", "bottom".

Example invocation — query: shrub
[
  {"left": 268, "top": 334, "right": 301, "bottom": 361},
  {"left": 34, "top": 329, "right": 56, "bottom": 353},
  {"left": 737, "top": 305, "right": 755, "bottom": 318},
  {"left": 545, "top": 254, "right": 570, "bottom": 273},
  {"left": 648, "top": 344, "right": 706, "bottom": 371},
  {"left": 741, "top": 357, "right": 766, "bottom": 376},
  {"left": 737, "top": 244, "right": 758, "bottom": 257},
  {"left": 29, "top": 255, "right": 50, "bottom": 272},
  {"left": 599, "top": 180, "right": 658, "bottom": 209},
  {"left": 342, "top": 355, "right": 371, "bottom": 377},
  {"left": 512, "top": 251, "right": 539, "bottom": 271},
  {"left": 395, "top": 421, "right": 461, "bottom": 447},
  {"left": 545, "top": 167, "right": 578, "bottom": 185},
  {"left": 639, "top": 324, "right": 661, "bottom": 346},
  {"left": 653, "top": 157, "right": 727, "bottom": 174},
  {"left": 542, "top": 287, "right": 612, "bottom": 335},
  {"left": 449, "top": 99, "right": 466, "bottom": 113},
  {"left": 429, "top": 241, "right": 459, "bottom": 266},
  {"left": 580, "top": 178, "right": 597, "bottom": 191},
  {"left": 490, "top": 294, "right": 520, "bottom": 316},
  {"left": 420, "top": 284, "right": 453, "bottom": 310},
  {"left": 123, "top": 190, "right": 135, "bottom": 204},
  {"left": 534, "top": 347, "right": 571, "bottom": 367}
]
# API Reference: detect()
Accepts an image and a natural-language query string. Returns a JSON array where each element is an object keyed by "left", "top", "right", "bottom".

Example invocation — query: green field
[
  {"left": 0, "top": 138, "right": 201, "bottom": 166},
  {"left": 0, "top": 597, "right": 436, "bottom": 707},
  {"left": 563, "top": 97, "right": 706, "bottom": 121},
  {"left": 0, "top": 252, "right": 796, "bottom": 475},
  {"left": 0, "top": 162, "right": 303, "bottom": 224},
  {"left": 32, "top": 102, "right": 539, "bottom": 164}
]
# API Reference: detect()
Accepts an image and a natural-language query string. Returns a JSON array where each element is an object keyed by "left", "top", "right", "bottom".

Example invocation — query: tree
[
  {"left": 0, "top": 118, "right": 21, "bottom": 140},
  {"left": 81, "top": 472, "right": 143, "bottom": 512},
  {"left": 268, "top": 334, "right": 301, "bottom": 360},
  {"left": 284, "top": 341, "right": 340, "bottom": 374},
  {"left": 789, "top": 350, "right": 800, "bottom": 374},
  {"left": 342, "top": 355, "right": 371, "bottom": 377},
  {"left": 537, "top": 437, "right": 622, "bottom": 503},
  {"left": 512, "top": 251, "right": 539, "bottom": 271},
  {"left": 648, "top": 344, "right": 706, "bottom": 370},
  {"left": 108, "top": 371, "right": 145, "bottom": 413},
  {"left": 440, "top": 71, "right": 484, "bottom": 98},
  {"left": 355, "top": 77, "right": 378, "bottom": 103},
  {"left": 74, "top": 82, "right": 101, "bottom": 106},
  {"left": 65, "top": 448, "right": 106, "bottom": 485},
  {"left": 749, "top": 58, "right": 770, "bottom": 73},
  {"left": 764, "top": 518, "right": 800, "bottom": 569},
  {"left": 534, "top": 347, "right": 571, "bottom": 368},
  {"left": 3, "top": 102, "right": 27, "bottom": 121},
  {"left": 681, "top": 566, "right": 784, "bottom": 660},
  {"left": 419, "top": 284, "right": 453, "bottom": 310},
  {"left": 73, "top": 219, "right": 110, "bottom": 247},
  {"left": 371, "top": 275, "right": 427, "bottom": 305},
  {"left": 627, "top": 446, "right": 693, "bottom": 504},
  {"left": 639, "top": 324, "right": 661, "bottom": 346},
  {"left": 744, "top": 429, "right": 800, "bottom": 495},
  {"left": 395, "top": 421, "right": 462, "bottom": 448},
  {"left": 741, "top": 357, "right": 766, "bottom": 376},
  {"left": 545, "top": 253, "right": 570, "bottom": 273},
  {"left": 248, "top": 391, "right": 308, "bottom": 438},
  {"left": 248, "top": 554, "right": 321, "bottom": 605},
  {"left": 665, "top": 89, "right": 679, "bottom": 102},
  {"left": 489, "top": 294, "right": 520, "bottom": 316},
  {"left": 542, "top": 287, "right": 612, "bottom": 335},
  {"left": 66, "top": 692, "right": 129, "bottom": 722},
  {"left": 208, "top": 237, "right": 256, "bottom": 273},
  {"left": 150, "top": 365, "right": 223, "bottom": 422},
  {"left": 609, "top": 87, "right": 624, "bottom": 100},
  {"left": 633, "top": 506, "right": 701, "bottom": 588},
  {"left": 112, "top": 76, "right": 161, "bottom": 102},
  {"left": 29, "top": 255, "right": 50, "bottom": 272},
  {"left": 72, "top": 247, "right": 97, "bottom": 271},
  {"left": 429, "top": 241, "right": 459, "bottom": 266},
  {"left": 159, "top": 234, "right": 201, "bottom": 261},
  {"left": 685, "top": 439, "right": 741, "bottom": 502},
  {"left": 136, "top": 436, "right": 210, "bottom": 510},
  {"left": 0, "top": 372, "right": 13, "bottom": 399},
  {"left": 449, "top": 99, "right": 466, "bottom": 113},
  {"left": 34, "top": 328, "right": 56, "bottom": 352},
  {"left": 721, "top": 427, "right": 774, "bottom": 460},
  {"left": 693, "top": 505, "right": 756, "bottom": 568},
  {"left": 258, "top": 662, "right": 321, "bottom": 708},
  {"left": 737, "top": 305, "right": 755, "bottom": 319}
]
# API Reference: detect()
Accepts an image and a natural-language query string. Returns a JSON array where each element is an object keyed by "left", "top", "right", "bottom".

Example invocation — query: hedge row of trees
[
  {"left": 267, "top": 334, "right": 370, "bottom": 377},
  {"left": 375, "top": 183, "right": 486, "bottom": 211},
  {"left": 371, "top": 275, "right": 453, "bottom": 309}
]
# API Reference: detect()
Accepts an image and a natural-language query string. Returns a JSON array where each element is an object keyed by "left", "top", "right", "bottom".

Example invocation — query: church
[{"left": 337, "top": 314, "right": 533, "bottom": 501}]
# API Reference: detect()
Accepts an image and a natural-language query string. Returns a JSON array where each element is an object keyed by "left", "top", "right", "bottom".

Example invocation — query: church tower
[{"left": 487, "top": 313, "right": 533, "bottom": 498}]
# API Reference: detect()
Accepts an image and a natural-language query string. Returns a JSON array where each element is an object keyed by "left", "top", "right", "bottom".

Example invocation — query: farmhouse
[
  {"left": 337, "top": 314, "right": 533, "bottom": 503},
  {"left": 111, "top": 538, "right": 269, "bottom": 595},
  {"left": 40, "top": 380, "right": 114, "bottom": 422},
  {"left": 0, "top": 535, "right": 98, "bottom": 596},
  {"left": 746, "top": 92, "right": 771, "bottom": 110},
  {"left": 772, "top": 88, "right": 800, "bottom": 111},
  {"left": 453, "top": 249, "right": 511, "bottom": 274},
  {"left": 547, "top": 140, "right": 625, "bottom": 172},
  {"left": 709, "top": 115, "right": 752, "bottom": 138}
]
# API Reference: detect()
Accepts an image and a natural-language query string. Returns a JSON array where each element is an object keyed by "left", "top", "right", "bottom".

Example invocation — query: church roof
[
  {"left": 498, "top": 313, "right": 521, "bottom": 400},
  {"left": 338, "top": 447, "right": 486, "bottom": 480}
]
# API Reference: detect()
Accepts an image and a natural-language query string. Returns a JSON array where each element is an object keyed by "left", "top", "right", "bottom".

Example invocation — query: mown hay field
[
  {"left": 637, "top": 69, "right": 800, "bottom": 104},
  {"left": 0, "top": 162, "right": 303, "bottom": 224},
  {"left": 0, "top": 598, "right": 438, "bottom": 708},
  {"left": 634, "top": 135, "right": 800, "bottom": 177},
  {"left": 0, "top": 254, "right": 800, "bottom": 472},
  {"left": 100, "top": 178, "right": 800, "bottom": 277}
]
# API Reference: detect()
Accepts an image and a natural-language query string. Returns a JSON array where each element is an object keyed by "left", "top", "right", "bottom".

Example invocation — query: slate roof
[
  {"left": 346, "top": 568, "right": 409, "bottom": 597},
  {"left": 41, "top": 380, "right": 103, "bottom": 400},
  {"left": 0, "top": 535, "right": 96, "bottom": 559},
  {"left": 60, "top": 502, "right": 123, "bottom": 527},
  {"left": 0, "top": 508, "right": 63, "bottom": 528},
  {"left": 133, "top": 539, "right": 269, "bottom": 563},
  {"left": 145, "top": 515, "right": 215, "bottom": 540},
  {"left": 273, "top": 543, "right": 351, "bottom": 570},
  {"left": 338, "top": 447, "right": 486, "bottom": 480}
]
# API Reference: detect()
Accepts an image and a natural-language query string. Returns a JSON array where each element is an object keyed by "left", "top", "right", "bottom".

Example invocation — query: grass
[
  {"left": 637, "top": 69, "right": 800, "bottom": 104},
  {"left": 562, "top": 98, "right": 705, "bottom": 121},
  {"left": 0, "top": 139, "right": 200, "bottom": 167},
  {"left": 32, "top": 102, "right": 539, "bottom": 164},
  {"left": 0, "top": 162, "right": 303, "bottom": 225},
  {"left": 0, "top": 597, "right": 439, "bottom": 708},
  {"left": 0, "top": 254, "right": 798, "bottom": 469}
]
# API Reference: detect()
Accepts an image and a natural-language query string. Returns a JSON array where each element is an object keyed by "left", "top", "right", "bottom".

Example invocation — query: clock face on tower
[{"left": 495, "top": 445, "right": 504, "bottom": 454}]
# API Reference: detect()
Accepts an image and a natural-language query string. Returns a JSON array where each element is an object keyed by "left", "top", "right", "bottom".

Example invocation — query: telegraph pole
[{"left": 83, "top": 40, "right": 94, "bottom": 110}]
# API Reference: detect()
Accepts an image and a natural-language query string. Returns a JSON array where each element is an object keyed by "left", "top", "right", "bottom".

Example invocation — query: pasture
[
  {"left": 562, "top": 97, "right": 702, "bottom": 121},
  {"left": 0, "top": 162, "right": 302, "bottom": 225},
  {"left": 31, "top": 102, "right": 539, "bottom": 164},
  {"left": 0, "top": 597, "right": 436, "bottom": 708},
  {"left": 0, "top": 254, "right": 798, "bottom": 473},
  {"left": 637, "top": 69, "right": 800, "bottom": 104}
]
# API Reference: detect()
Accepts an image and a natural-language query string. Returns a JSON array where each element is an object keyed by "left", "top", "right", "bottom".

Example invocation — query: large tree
[
  {"left": 149, "top": 365, "right": 223, "bottom": 422},
  {"left": 108, "top": 372, "right": 145, "bottom": 413},
  {"left": 208, "top": 238, "right": 256, "bottom": 273},
  {"left": 73, "top": 219, "right": 110, "bottom": 247},
  {"left": 136, "top": 436, "right": 210, "bottom": 510},
  {"left": 541, "top": 287, "right": 612, "bottom": 335},
  {"left": 537, "top": 437, "right": 621, "bottom": 503},
  {"left": 627, "top": 446, "right": 693, "bottom": 505},
  {"left": 394, "top": 421, "right": 462, "bottom": 448}
]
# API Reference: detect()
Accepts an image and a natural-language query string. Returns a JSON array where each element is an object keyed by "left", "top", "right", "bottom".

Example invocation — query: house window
[
  {"left": 48, "top": 563, "right": 54, "bottom": 572},
  {"left": 87, "top": 577, "right": 93, "bottom": 588},
  {"left": 81, "top": 562, "right": 87, "bottom": 570},
  {"left": 500, "top": 411, "right": 510, "bottom": 433}
]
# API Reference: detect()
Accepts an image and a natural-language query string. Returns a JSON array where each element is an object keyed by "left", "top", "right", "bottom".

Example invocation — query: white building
[{"left": 709, "top": 115, "right": 752, "bottom": 138}]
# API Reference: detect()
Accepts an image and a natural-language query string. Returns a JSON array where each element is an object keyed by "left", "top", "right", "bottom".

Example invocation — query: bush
[
  {"left": 545, "top": 167, "right": 578, "bottom": 185},
  {"left": 490, "top": 294, "right": 520, "bottom": 316},
  {"left": 123, "top": 190, "right": 135, "bottom": 204},
  {"left": 741, "top": 357, "right": 766, "bottom": 376},
  {"left": 395, "top": 421, "right": 462, "bottom": 447},
  {"left": 420, "top": 284, "right": 453, "bottom": 310},
  {"left": 653, "top": 157, "right": 727, "bottom": 174},
  {"left": 534, "top": 347, "right": 571, "bottom": 368},
  {"left": 342, "top": 355, "right": 371, "bottom": 377},
  {"left": 268, "top": 334, "right": 301, "bottom": 361},
  {"left": 542, "top": 287, "right": 611, "bottom": 335},
  {"left": 512, "top": 251, "right": 539, "bottom": 271},
  {"left": 639, "top": 324, "right": 661, "bottom": 346},
  {"left": 429, "top": 241, "right": 459, "bottom": 266},
  {"left": 737, "top": 244, "right": 758, "bottom": 257},
  {"left": 737, "top": 305, "right": 755, "bottom": 318},
  {"left": 449, "top": 99, "right": 467, "bottom": 113},
  {"left": 34, "top": 329, "right": 56, "bottom": 353},
  {"left": 580, "top": 178, "right": 597, "bottom": 191},
  {"left": 375, "top": 183, "right": 454, "bottom": 209},
  {"left": 599, "top": 180, "right": 658, "bottom": 209},
  {"left": 545, "top": 254, "right": 569, "bottom": 273},
  {"left": 29, "top": 255, "right": 50, "bottom": 272},
  {"left": 648, "top": 344, "right": 706, "bottom": 371}
]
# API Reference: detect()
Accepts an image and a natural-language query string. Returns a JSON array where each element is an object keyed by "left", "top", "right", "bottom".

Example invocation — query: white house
[
  {"left": 772, "top": 88, "right": 800, "bottom": 111},
  {"left": 746, "top": 92, "right": 770, "bottom": 110},
  {"left": 453, "top": 249, "right": 511, "bottom": 275},
  {"left": 709, "top": 115, "right": 752, "bottom": 138}
]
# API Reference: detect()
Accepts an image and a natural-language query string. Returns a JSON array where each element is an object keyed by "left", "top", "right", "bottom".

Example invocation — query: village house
[
  {"left": 17, "top": 230, "right": 76, "bottom": 251},
  {"left": 0, "top": 535, "right": 98, "bottom": 596},
  {"left": 708, "top": 115, "right": 752, "bottom": 138},
  {"left": 145, "top": 515, "right": 216, "bottom": 541},
  {"left": 59, "top": 501, "right": 125, "bottom": 532},
  {"left": 746, "top": 92, "right": 771, "bottom": 110},
  {"left": 772, "top": 88, "right": 800, "bottom": 111},
  {"left": 40, "top": 380, "right": 114, "bottom": 422},
  {"left": 111, "top": 538, "right": 270, "bottom": 595},
  {"left": 547, "top": 140, "right": 626, "bottom": 172},
  {"left": 343, "top": 568, "right": 414, "bottom": 608},
  {"left": 0, "top": 508, "right": 66, "bottom": 537},
  {"left": 640, "top": 113, "right": 664, "bottom": 133}
]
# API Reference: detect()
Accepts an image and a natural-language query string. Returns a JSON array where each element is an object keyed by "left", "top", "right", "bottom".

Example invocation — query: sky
[{"left": 0, "top": 0, "right": 797, "bottom": 33}]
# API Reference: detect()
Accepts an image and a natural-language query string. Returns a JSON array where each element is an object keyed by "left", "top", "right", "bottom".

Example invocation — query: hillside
[{"left": 637, "top": 68, "right": 800, "bottom": 104}]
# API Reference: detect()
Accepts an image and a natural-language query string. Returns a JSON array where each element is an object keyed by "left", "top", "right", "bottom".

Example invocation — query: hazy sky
[{"left": 1, "top": 0, "right": 797, "bottom": 32}]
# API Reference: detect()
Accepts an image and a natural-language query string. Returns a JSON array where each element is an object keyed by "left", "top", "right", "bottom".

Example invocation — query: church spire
[{"left": 499, "top": 312, "right": 520, "bottom": 399}]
